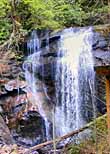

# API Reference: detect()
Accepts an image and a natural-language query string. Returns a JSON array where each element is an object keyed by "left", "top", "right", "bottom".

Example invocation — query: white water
[
  {"left": 55, "top": 28, "right": 95, "bottom": 136},
  {"left": 23, "top": 28, "right": 95, "bottom": 141},
  {"left": 23, "top": 31, "right": 50, "bottom": 141}
]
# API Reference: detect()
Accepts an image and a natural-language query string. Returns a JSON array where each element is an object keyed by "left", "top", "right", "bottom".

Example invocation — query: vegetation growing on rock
[{"left": 65, "top": 114, "right": 108, "bottom": 154}]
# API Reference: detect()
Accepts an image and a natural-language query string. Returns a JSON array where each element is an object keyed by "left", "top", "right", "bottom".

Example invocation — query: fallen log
[
  {"left": 24, "top": 125, "right": 89, "bottom": 154},
  {"left": 24, "top": 114, "right": 107, "bottom": 154}
]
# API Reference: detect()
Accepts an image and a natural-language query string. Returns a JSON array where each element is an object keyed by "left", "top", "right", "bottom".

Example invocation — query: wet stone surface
[{"left": 12, "top": 111, "right": 46, "bottom": 147}]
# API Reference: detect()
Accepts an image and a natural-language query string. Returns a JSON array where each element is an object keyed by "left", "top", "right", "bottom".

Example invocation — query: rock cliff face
[
  {"left": 92, "top": 26, "right": 110, "bottom": 67},
  {"left": 0, "top": 25, "right": 110, "bottom": 146}
]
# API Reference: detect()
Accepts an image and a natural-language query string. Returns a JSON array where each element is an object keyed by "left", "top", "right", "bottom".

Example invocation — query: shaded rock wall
[{"left": 92, "top": 28, "right": 110, "bottom": 66}]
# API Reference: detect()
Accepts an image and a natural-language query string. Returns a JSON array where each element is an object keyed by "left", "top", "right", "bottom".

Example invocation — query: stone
[
  {"left": 0, "top": 115, "right": 14, "bottom": 145},
  {"left": 12, "top": 111, "right": 46, "bottom": 147},
  {"left": 5, "top": 80, "right": 27, "bottom": 91},
  {"left": 93, "top": 49, "right": 110, "bottom": 66}
]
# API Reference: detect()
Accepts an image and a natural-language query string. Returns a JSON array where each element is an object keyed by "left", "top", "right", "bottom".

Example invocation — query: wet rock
[
  {"left": 97, "top": 38, "right": 108, "bottom": 49},
  {"left": 24, "top": 29, "right": 110, "bottom": 79},
  {"left": 93, "top": 49, "right": 110, "bottom": 66},
  {"left": 35, "top": 63, "right": 56, "bottom": 81},
  {"left": 92, "top": 32, "right": 108, "bottom": 49},
  {"left": 12, "top": 111, "right": 46, "bottom": 147},
  {"left": 40, "top": 50, "right": 65, "bottom": 58},
  {"left": 5, "top": 80, "right": 27, "bottom": 92},
  {"left": 0, "top": 90, "right": 51, "bottom": 147}
]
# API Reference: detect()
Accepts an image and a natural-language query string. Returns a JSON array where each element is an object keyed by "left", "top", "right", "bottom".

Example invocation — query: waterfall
[
  {"left": 23, "top": 28, "right": 95, "bottom": 142},
  {"left": 23, "top": 31, "right": 50, "bottom": 141},
  {"left": 55, "top": 28, "right": 95, "bottom": 136}
]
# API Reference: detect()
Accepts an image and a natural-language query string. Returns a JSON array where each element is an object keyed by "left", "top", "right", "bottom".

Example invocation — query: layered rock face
[
  {"left": 92, "top": 28, "right": 110, "bottom": 66},
  {"left": 0, "top": 26, "right": 110, "bottom": 146}
]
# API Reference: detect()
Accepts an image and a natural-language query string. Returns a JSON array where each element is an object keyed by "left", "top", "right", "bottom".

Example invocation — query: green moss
[
  {"left": 90, "top": 114, "right": 107, "bottom": 134},
  {"left": 68, "top": 144, "right": 80, "bottom": 154},
  {"left": 66, "top": 114, "right": 108, "bottom": 154}
]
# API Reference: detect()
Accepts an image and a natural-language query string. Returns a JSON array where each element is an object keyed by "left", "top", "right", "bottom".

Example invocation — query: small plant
[{"left": 68, "top": 144, "right": 80, "bottom": 154}]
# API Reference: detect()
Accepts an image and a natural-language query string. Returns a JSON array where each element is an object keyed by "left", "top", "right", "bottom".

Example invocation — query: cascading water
[
  {"left": 55, "top": 28, "right": 95, "bottom": 136},
  {"left": 23, "top": 28, "right": 95, "bottom": 143},
  {"left": 23, "top": 31, "right": 50, "bottom": 141}
]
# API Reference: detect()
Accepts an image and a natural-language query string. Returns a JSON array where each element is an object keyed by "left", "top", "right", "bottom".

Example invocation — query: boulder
[{"left": 12, "top": 111, "right": 47, "bottom": 147}]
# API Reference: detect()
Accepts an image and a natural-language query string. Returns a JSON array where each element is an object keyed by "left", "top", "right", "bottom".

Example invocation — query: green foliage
[
  {"left": 21, "top": 0, "right": 60, "bottom": 29},
  {"left": 0, "top": 0, "right": 109, "bottom": 44},
  {"left": 53, "top": 2, "right": 86, "bottom": 26},
  {"left": 0, "top": 0, "right": 10, "bottom": 17},
  {"left": 67, "top": 114, "right": 108, "bottom": 154},
  {"left": 0, "top": 20, "right": 11, "bottom": 43},
  {"left": 0, "top": 0, "right": 11, "bottom": 43},
  {"left": 68, "top": 144, "right": 80, "bottom": 154}
]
